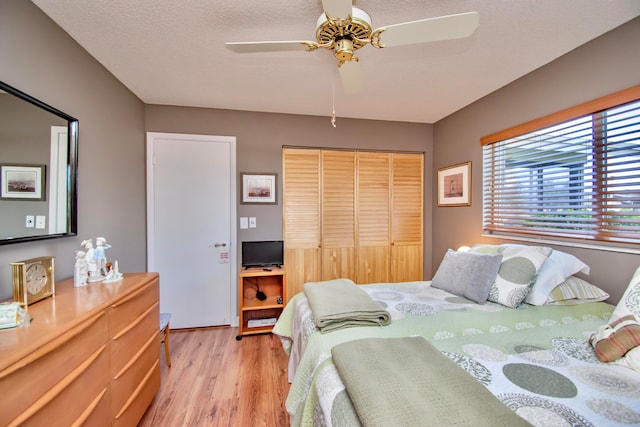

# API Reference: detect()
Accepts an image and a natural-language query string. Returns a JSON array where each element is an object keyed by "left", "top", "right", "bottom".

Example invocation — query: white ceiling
[{"left": 32, "top": 0, "right": 640, "bottom": 124}]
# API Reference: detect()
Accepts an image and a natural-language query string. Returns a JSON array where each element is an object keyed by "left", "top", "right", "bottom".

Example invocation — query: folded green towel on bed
[
  {"left": 332, "top": 336, "right": 532, "bottom": 427},
  {"left": 304, "top": 279, "right": 391, "bottom": 333}
]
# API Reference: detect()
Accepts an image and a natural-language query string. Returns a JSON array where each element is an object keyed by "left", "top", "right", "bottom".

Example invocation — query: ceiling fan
[{"left": 225, "top": 0, "right": 479, "bottom": 93}]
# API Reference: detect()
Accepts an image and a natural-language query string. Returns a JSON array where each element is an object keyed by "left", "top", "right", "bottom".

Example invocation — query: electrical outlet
[{"left": 249, "top": 217, "right": 256, "bottom": 228}]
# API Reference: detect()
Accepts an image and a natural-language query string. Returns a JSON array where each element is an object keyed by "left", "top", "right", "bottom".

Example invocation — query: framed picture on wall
[
  {"left": 437, "top": 161, "right": 471, "bottom": 206},
  {"left": 0, "top": 164, "right": 46, "bottom": 201},
  {"left": 241, "top": 173, "right": 277, "bottom": 204}
]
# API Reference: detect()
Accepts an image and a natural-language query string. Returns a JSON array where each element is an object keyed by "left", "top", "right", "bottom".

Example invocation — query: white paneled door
[{"left": 146, "top": 132, "right": 236, "bottom": 328}]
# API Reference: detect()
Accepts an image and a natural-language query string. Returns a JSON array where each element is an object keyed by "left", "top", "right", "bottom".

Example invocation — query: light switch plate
[
  {"left": 35, "top": 215, "right": 46, "bottom": 229},
  {"left": 240, "top": 217, "right": 248, "bottom": 229},
  {"left": 26, "top": 215, "right": 35, "bottom": 228},
  {"left": 249, "top": 217, "right": 256, "bottom": 228}
]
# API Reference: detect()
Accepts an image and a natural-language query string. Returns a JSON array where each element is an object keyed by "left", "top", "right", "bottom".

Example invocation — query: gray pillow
[{"left": 431, "top": 249, "right": 503, "bottom": 304}]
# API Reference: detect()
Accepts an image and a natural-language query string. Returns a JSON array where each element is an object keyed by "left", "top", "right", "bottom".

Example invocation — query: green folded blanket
[
  {"left": 303, "top": 279, "right": 391, "bottom": 333},
  {"left": 332, "top": 336, "right": 532, "bottom": 427}
]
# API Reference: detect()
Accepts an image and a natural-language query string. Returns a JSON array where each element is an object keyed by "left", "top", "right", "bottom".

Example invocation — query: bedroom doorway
[{"left": 146, "top": 132, "right": 237, "bottom": 329}]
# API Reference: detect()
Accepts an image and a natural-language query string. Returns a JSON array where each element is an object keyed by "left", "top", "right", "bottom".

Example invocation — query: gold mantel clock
[{"left": 12, "top": 256, "right": 55, "bottom": 307}]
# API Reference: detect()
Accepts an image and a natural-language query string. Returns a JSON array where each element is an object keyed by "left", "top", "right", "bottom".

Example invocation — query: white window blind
[{"left": 482, "top": 87, "right": 640, "bottom": 245}]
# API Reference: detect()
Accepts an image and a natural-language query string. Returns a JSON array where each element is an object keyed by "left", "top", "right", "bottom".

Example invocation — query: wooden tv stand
[
  {"left": 0, "top": 272, "right": 160, "bottom": 426},
  {"left": 237, "top": 266, "right": 286, "bottom": 340}
]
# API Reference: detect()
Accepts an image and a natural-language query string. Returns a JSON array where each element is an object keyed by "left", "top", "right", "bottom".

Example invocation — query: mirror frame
[{"left": 0, "top": 80, "right": 78, "bottom": 245}]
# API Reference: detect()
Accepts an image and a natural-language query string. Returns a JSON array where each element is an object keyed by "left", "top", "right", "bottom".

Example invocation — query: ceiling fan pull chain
[{"left": 331, "top": 80, "right": 337, "bottom": 128}]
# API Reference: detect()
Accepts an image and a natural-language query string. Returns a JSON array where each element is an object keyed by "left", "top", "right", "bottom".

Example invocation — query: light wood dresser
[{"left": 0, "top": 272, "right": 160, "bottom": 426}]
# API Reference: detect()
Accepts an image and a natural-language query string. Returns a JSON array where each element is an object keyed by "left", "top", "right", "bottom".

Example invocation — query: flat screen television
[{"left": 241, "top": 240, "right": 284, "bottom": 268}]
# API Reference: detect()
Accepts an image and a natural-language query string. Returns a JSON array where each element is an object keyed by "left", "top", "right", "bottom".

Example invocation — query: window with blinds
[{"left": 482, "top": 86, "right": 640, "bottom": 245}]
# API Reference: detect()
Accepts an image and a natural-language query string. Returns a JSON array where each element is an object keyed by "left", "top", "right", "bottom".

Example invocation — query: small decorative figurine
[
  {"left": 74, "top": 250, "right": 89, "bottom": 287},
  {"left": 82, "top": 239, "right": 102, "bottom": 282},
  {"left": 94, "top": 237, "right": 112, "bottom": 277},
  {"left": 104, "top": 260, "right": 124, "bottom": 283}
]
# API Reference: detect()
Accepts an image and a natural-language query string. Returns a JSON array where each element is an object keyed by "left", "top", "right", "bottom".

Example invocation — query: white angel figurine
[
  {"left": 74, "top": 250, "right": 89, "bottom": 287},
  {"left": 82, "top": 239, "right": 101, "bottom": 281}
]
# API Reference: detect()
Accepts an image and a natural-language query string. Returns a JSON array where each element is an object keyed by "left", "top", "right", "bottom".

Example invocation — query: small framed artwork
[
  {"left": 241, "top": 173, "right": 277, "bottom": 204},
  {"left": 438, "top": 161, "right": 471, "bottom": 207},
  {"left": 0, "top": 164, "right": 46, "bottom": 201}
]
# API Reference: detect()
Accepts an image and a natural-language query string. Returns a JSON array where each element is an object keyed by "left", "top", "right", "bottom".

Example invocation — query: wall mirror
[{"left": 0, "top": 80, "right": 78, "bottom": 245}]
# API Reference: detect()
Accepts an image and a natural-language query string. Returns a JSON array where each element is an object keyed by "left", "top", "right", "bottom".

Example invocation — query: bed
[{"left": 273, "top": 245, "right": 640, "bottom": 427}]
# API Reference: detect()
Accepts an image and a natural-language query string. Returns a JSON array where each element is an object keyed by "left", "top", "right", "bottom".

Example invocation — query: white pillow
[
  {"left": 525, "top": 249, "right": 590, "bottom": 305},
  {"left": 615, "top": 346, "right": 640, "bottom": 373},
  {"left": 605, "top": 265, "right": 640, "bottom": 373},
  {"left": 468, "top": 244, "right": 500, "bottom": 255},
  {"left": 610, "top": 265, "right": 640, "bottom": 323}
]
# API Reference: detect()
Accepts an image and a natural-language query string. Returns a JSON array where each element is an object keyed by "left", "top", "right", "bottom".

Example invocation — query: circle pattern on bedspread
[
  {"left": 514, "top": 344, "right": 545, "bottom": 353},
  {"left": 473, "top": 303, "right": 505, "bottom": 313},
  {"left": 500, "top": 393, "right": 594, "bottom": 427},
  {"left": 551, "top": 337, "right": 603, "bottom": 364},
  {"left": 503, "top": 364, "right": 578, "bottom": 398},
  {"left": 395, "top": 302, "right": 437, "bottom": 316},
  {"left": 370, "top": 290, "right": 404, "bottom": 301},
  {"left": 515, "top": 349, "right": 569, "bottom": 367},
  {"left": 444, "top": 296, "right": 475, "bottom": 305},
  {"left": 390, "top": 284, "right": 425, "bottom": 294},
  {"left": 569, "top": 366, "right": 640, "bottom": 397},
  {"left": 443, "top": 351, "right": 492, "bottom": 386},
  {"left": 462, "top": 344, "right": 508, "bottom": 362},
  {"left": 586, "top": 398, "right": 640, "bottom": 424}
]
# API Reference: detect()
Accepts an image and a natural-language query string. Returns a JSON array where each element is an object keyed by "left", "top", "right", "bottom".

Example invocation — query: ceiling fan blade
[
  {"left": 226, "top": 41, "right": 317, "bottom": 54},
  {"left": 321, "top": 0, "right": 353, "bottom": 19},
  {"left": 339, "top": 60, "right": 363, "bottom": 94},
  {"left": 374, "top": 12, "right": 479, "bottom": 48}
]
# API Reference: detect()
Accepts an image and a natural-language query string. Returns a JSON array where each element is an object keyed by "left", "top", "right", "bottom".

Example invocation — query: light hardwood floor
[{"left": 138, "top": 327, "right": 290, "bottom": 426}]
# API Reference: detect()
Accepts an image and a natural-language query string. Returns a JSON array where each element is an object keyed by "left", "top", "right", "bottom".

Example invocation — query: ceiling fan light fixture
[
  {"left": 334, "top": 38, "right": 354, "bottom": 61},
  {"left": 315, "top": 6, "right": 372, "bottom": 52}
]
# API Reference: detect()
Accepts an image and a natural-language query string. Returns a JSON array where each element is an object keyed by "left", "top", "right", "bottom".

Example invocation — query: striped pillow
[
  {"left": 545, "top": 276, "right": 609, "bottom": 305},
  {"left": 589, "top": 315, "right": 640, "bottom": 362}
]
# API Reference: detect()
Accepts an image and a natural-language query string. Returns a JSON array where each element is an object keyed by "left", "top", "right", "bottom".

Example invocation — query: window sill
[{"left": 481, "top": 234, "right": 640, "bottom": 255}]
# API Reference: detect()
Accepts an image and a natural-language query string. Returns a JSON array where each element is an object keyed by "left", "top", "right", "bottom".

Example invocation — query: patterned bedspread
[{"left": 272, "top": 281, "right": 640, "bottom": 426}]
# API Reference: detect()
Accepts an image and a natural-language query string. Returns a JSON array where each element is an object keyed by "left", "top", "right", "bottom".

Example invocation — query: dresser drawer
[
  {"left": 0, "top": 312, "right": 108, "bottom": 426},
  {"left": 76, "top": 386, "right": 111, "bottom": 427},
  {"left": 110, "top": 299, "right": 159, "bottom": 376},
  {"left": 113, "top": 359, "right": 161, "bottom": 427},
  {"left": 109, "top": 278, "right": 159, "bottom": 335},
  {"left": 9, "top": 344, "right": 110, "bottom": 427},
  {"left": 111, "top": 331, "right": 159, "bottom": 417}
]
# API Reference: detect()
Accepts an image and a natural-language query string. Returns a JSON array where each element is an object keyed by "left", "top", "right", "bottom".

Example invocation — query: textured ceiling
[{"left": 32, "top": 0, "right": 640, "bottom": 123}]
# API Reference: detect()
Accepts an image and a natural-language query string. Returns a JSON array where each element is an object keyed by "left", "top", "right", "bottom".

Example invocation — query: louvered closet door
[
  {"left": 283, "top": 148, "right": 321, "bottom": 300},
  {"left": 391, "top": 153, "right": 424, "bottom": 282},
  {"left": 357, "top": 152, "right": 390, "bottom": 284},
  {"left": 321, "top": 150, "right": 357, "bottom": 281}
]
